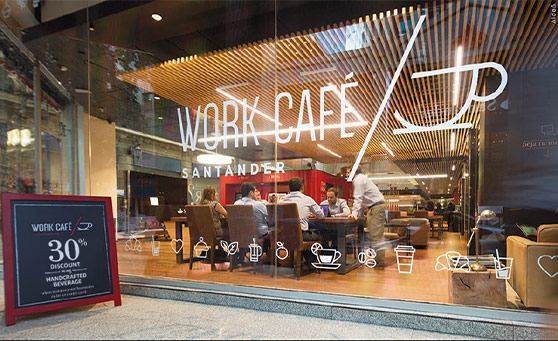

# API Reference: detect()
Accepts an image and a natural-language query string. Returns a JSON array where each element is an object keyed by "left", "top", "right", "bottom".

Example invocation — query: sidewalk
[{"left": 0, "top": 283, "right": 479, "bottom": 340}]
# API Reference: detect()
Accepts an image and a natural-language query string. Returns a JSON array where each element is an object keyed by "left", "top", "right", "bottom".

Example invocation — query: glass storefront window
[{"left": 1, "top": 0, "right": 557, "bottom": 318}]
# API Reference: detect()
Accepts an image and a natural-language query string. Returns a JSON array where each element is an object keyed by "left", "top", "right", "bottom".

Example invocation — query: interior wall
[
  {"left": 479, "top": 67, "right": 558, "bottom": 226},
  {"left": 84, "top": 115, "right": 117, "bottom": 215}
]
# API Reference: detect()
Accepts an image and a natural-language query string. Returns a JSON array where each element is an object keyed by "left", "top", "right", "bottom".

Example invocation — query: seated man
[
  {"left": 279, "top": 177, "right": 324, "bottom": 241},
  {"left": 234, "top": 182, "right": 269, "bottom": 265},
  {"left": 234, "top": 182, "right": 269, "bottom": 238},
  {"left": 319, "top": 188, "right": 350, "bottom": 217},
  {"left": 254, "top": 188, "right": 267, "bottom": 203}
]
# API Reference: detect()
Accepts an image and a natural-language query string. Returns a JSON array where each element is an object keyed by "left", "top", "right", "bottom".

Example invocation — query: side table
[{"left": 448, "top": 269, "right": 507, "bottom": 308}]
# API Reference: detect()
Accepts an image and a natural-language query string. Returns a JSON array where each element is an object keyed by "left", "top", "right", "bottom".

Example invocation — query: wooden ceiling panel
[{"left": 118, "top": 0, "right": 557, "bottom": 168}]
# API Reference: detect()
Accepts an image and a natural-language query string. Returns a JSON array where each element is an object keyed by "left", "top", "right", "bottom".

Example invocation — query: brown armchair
[
  {"left": 507, "top": 224, "right": 558, "bottom": 310},
  {"left": 267, "top": 203, "right": 315, "bottom": 280},
  {"left": 388, "top": 218, "right": 429, "bottom": 247},
  {"left": 184, "top": 205, "right": 225, "bottom": 271},
  {"left": 225, "top": 205, "right": 267, "bottom": 273}
]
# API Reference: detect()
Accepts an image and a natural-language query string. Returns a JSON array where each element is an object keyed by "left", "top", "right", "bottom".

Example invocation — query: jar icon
[{"left": 249, "top": 238, "right": 262, "bottom": 262}]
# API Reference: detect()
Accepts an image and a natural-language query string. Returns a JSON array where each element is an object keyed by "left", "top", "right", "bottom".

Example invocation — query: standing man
[
  {"left": 279, "top": 177, "right": 324, "bottom": 241},
  {"left": 234, "top": 182, "right": 269, "bottom": 238},
  {"left": 319, "top": 188, "right": 350, "bottom": 217},
  {"left": 349, "top": 168, "right": 387, "bottom": 267}
]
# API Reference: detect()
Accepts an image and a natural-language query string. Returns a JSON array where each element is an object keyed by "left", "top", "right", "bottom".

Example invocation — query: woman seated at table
[{"left": 199, "top": 185, "right": 228, "bottom": 238}]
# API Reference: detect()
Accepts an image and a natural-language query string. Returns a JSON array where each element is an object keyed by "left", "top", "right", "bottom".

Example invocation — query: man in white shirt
[
  {"left": 319, "top": 188, "right": 350, "bottom": 217},
  {"left": 279, "top": 177, "right": 324, "bottom": 241},
  {"left": 234, "top": 183, "right": 269, "bottom": 238},
  {"left": 349, "top": 168, "right": 387, "bottom": 267}
]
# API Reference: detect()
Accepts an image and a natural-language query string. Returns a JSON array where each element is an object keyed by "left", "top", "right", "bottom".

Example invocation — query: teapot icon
[{"left": 249, "top": 238, "right": 262, "bottom": 262}]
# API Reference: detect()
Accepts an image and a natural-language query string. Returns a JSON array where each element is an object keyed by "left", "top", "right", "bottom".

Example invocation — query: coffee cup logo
[
  {"left": 393, "top": 62, "right": 508, "bottom": 135},
  {"left": 311, "top": 243, "right": 342, "bottom": 270}
]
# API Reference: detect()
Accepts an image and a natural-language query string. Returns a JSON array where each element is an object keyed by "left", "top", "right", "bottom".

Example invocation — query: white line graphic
[
  {"left": 310, "top": 243, "right": 342, "bottom": 270},
  {"left": 171, "top": 238, "right": 183, "bottom": 254},
  {"left": 358, "top": 248, "right": 377, "bottom": 268},
  {"left": 393, "top": 63, "right": 507, "bottom": 134},
  {"left": 348, "top": 14, "right": 426, "bottom": 181},
  {"left": 220, "top": 240, "right": 239, "bottom": 256},
  {"left": 151, "top": 236, "right": 161, "bottom": 256},
  {"left": 538, "top": 255, "right": 558, "bottom": 278},
  {"left": 276, "top": 241, "right": 289, "bottom": 260},
  {"left": 435, "top": 251, "right": 471, "bottom": 273},
  {"left": 193, "top": 237, "right": 210, "bottom": 258}
]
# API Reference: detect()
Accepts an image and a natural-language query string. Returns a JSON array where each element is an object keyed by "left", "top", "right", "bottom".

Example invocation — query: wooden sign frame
[{"left": 1, "top": 193, "right": 121, "bottom": 326}]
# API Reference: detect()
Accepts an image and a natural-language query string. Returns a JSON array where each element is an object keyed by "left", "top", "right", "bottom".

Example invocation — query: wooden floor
[{"left": 116, "top": 231, "right": 477, "bottom": 306}]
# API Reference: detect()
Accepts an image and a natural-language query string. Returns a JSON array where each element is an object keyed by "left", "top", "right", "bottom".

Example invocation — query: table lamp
[{"left": 467, "top": 209, "right": 496, "bottom": 271}]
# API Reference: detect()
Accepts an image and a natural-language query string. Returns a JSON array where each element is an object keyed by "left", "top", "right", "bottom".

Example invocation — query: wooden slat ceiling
[{"left": 118, "top": 0, "right": 557, "bottom": 171}]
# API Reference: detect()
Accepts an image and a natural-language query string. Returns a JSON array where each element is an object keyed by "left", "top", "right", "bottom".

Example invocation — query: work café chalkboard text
[{"left": 1, "top": 193, "right": 121, "bottom": 326}]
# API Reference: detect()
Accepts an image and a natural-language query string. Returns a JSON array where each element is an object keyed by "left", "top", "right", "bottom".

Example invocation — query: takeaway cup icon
[
  {"left": 494, "top": 250, "right": 513, "bottom": 280},
  {"left": 395, "top": 245, "right": 416, "bottom": 274}
]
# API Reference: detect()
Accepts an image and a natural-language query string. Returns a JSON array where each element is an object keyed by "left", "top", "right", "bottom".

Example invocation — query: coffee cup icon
[
  {"left": 317, "top": 249, "right": 341, "bottom": 264},
  {"left": 393, "top": 62, "right": 508, "bottom": 135},
  {"left": 310, "top": 243, "right": 342, "bottom": 270}
]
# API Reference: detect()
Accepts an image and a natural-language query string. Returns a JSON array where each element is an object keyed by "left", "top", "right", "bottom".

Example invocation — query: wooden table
[
  {"left": 310, "top": 217, "right": 362, "bottom": 275},
  {"left": 428, "top": 215, "right": 444, "bottom": 240}
]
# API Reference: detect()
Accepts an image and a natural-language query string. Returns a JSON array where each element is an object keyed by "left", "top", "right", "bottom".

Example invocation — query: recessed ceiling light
[
  {"left": 152, "top": 13, "right": 163, "bottom": 21},
  {"left": 197, "top": 154, "right": 232, "bottom": 165},
  {"left": 158, "top": 116, "right": 163, "bottom": 120},
  {"left": 58, "top": 65, "right": 68, "bottom": 72},
  {"left": 154, "top": 96, "right": 160, "bottom": 100},
  {"left": 89, "top": 24, "right": 95, "bottom": 31}
]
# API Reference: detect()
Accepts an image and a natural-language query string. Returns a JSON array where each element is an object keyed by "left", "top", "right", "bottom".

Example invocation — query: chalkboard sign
[{"left": 1, "top": 193, "right": 121, "bottom": 326}]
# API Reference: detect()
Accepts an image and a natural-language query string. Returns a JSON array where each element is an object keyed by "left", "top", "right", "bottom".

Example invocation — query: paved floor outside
[{"left": 0, "top": 282, "right": 480, "bottom": 340}]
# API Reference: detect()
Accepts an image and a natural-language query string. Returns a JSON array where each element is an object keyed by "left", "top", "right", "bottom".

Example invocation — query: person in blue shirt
[
  {"left": 234, "top": 182, "right": 270, "bottom": 266},
  {"left": 234, "top": 183, "right": 269, "bottom": 238}
]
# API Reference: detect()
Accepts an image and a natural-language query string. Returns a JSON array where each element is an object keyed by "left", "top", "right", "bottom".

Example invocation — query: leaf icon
[{"left": 228, "top": 242, "right": 238, "bottom": 255}]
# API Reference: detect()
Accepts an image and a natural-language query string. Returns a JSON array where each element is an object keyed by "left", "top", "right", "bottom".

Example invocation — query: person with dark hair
[
  {"left": 254, "top": 188, "right": 266, "bottom": 203},
  {"left": 427, "top": 200, "right": 435, "bottom": 211},
  {"left": 234, "top": 182, "right": 269, "bottom": 238},
  {"left": 435, "top": 202, "right": 444, "bottom": 216},
  {"left": 199, "top": 185, "right": 227, "bottom": 238},
  {"left": 319, "top": 188, "right": 350, "bottom": 217},
  {"left": 349, "top": 168, "right": 387, "bottom": 267},
  {"left": 279, "top": 177, "right": 324, "bottom": 241}
]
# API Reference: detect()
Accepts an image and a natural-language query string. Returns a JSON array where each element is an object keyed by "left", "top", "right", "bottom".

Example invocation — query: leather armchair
[
  {"left": 507, "top": 224, "right": 558, "bottom": 310},
  {"left": 388, "top": 218, "right": 429, "bottom": 247}
]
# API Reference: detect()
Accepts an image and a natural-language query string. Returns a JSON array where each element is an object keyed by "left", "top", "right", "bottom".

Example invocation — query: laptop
[
  {"left": 320, "top": 205, "right": 329, "bottom": 217},
  {"left": 517, "top": 224, "right": 537, "bottom": 238}
]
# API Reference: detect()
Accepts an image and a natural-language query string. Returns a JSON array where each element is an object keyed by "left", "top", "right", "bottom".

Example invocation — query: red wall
[{"left": 220, "top": 169, "right": 352, "bottom": 206}]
